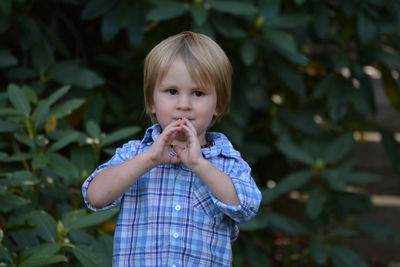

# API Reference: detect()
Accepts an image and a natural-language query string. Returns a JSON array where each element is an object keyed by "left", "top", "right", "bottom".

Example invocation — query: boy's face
[{"left": 149, "top": 57, "right": 218, "bottom": 145}]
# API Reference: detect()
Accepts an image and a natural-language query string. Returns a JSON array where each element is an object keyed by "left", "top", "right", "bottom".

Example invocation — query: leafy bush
[{"left": 1, "top": 0, "right": 399, "bottom": 266}]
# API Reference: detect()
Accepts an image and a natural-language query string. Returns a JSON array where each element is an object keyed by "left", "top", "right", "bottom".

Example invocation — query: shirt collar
[
  {"left": 141, "top": 124, "right": 162, "bottom": 144},
  {"left": 141, "top": 124, "right": 240, "bottom": 159}
]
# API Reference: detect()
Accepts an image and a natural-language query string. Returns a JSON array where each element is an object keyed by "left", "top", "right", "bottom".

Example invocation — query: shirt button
[
  {"left": 175, "top": 205, "right": 181, "bottom": 211},
  {"left": 172, "top": 232, "right": 179, "bottom": 238}
]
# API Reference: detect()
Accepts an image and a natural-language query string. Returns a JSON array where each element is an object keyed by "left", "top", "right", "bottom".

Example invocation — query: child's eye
[
  {"left": 167, "top": 89, "right": 178, "bottom": 95},
  {"left": 193, "top": 91, "right": 204, "bottom": 97}
]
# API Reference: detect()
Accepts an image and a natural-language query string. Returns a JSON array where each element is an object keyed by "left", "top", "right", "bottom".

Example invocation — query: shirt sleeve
[
  {"left": 81, "top": 140, "right": 140, "bottom": 212},
  {"left": 210, "top": 158, "right": 262, "bottom": 223}
]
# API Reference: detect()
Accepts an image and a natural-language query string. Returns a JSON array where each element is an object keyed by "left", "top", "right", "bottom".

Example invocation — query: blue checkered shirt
[{"left": 82, "top": 124, "right": 262, "bottom": 266}]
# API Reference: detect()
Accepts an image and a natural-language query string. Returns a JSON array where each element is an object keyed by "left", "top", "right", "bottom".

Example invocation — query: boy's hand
[
  {"left": 146, "top": 120, "right": 184, "bottom": 165},
  {"left": 172, "top": 118, "right": 204, "bottom": 169}
]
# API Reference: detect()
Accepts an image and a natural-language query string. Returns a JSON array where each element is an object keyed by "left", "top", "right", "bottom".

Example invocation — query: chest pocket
[{"left": 192, "top": 182, "right": 223, "bottom": 221}]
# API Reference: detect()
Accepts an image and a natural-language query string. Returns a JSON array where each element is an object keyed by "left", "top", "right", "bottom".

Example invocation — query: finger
[
  {"left": 185, "top": 119, "right": 197, "bottom": 136},
  {"left": 180, "top": 124, "right": 200, "bottom": 147},
  {"left": 163, "top": 119, "right": 182, "bottom": 132},
  {"left": 158, "top": 125, "right": 181, "bottom": 146}
]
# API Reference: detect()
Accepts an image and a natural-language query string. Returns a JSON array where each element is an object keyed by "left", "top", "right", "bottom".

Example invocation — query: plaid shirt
[{"left": 82, "top": 124, "right": 261, "bottom": 266}]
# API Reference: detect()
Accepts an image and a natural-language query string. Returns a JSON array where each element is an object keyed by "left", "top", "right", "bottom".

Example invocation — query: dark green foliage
[{"left": 1, "top": 0, "right": 399, "bottom": 266}]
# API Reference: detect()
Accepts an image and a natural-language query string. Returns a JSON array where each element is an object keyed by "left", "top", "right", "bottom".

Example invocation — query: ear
[
  {"left": 148, "top": 104, "right": 156, "bottom": 114},
  {"left": 214, "top": 105, "right": 221, "bottom": 117}
]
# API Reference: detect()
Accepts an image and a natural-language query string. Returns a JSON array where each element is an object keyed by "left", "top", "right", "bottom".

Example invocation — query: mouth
[{"left": 173, "top": 117, "right": 194, "bottom": 121}]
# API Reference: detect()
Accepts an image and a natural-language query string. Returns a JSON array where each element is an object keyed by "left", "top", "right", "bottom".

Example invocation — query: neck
[{"left": 171, "top": 132, "right": 207, "bottom": 148}]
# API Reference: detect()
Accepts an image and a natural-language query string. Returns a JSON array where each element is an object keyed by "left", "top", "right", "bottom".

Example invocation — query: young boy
[{"left": 82, "top": 31, "right": 262, "bottom": 266}]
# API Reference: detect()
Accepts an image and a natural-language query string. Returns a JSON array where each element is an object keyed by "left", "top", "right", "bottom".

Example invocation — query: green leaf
[
  {"left": 49, "top": 98, "right": 85, "bottom": 119},
  {"left": 0, "top": 11, "right": 10, "bottom": 33},
  {"left": 47, "top": 85, "right": 71, "bottom": 106},
  {"left": 240, "top": 142, "right": 271, "bottom": 164},
  {"left": 48, "top": 153, "right": 79, "bottom": 182},
  {"left": 102, "top": 126, "right": 141, "bottom": 147},
  {"left": 313, "top": 2, "right": 330, "bottom": 38},
  {"left": 14, "top": 133, "right": 35, "bottom": 148},
  {"left": 191, "top": 3, "right": 208, "bottom": 26},
  {"left": 312, "top": 74, "right": 338, "bottom": 99},
  {"left": 322, "top": 133, "right": 354, "bottom": 163},
  {"left": 321, "top": 168, "right": 347, "bottom": 191},
  {"left": 0, "top": 153, "right": 31, "bottom": 162},
  {"left": 212, "top": 15, "right": 246, "bottom": 38},
  {"left": 357, "top": 12, "right": 378, "bottom": 45},
  {"left": 264, "top": 31, "right": 308, "bottom": 65},
  {"left": 258, "top": 0, "right": 280, "bottom": 20},
  {"left": 19, "top": 243, "right": 65, "bottom": 267},
  {"left": 329, "top": 246, "right": 369, "bottom": 267},
  {"left": 48, "top": 64, "right": 104, "bottom": 89},
  {"left": 263, "top": 28, "right": 296, "bottom": 52},
  {"left": 31, "top": 42, "right": 54, "bottom": 73},
  {"left": 377, "top": 49, "right": 400, "bottom": 65},
  {"left": 62, "top": 209, "right": 87, "bottom": 230},
  {"left": 310, "top": 237, "right": 328, "bottom": 264},
  {"left": 378, "top": 62, "right": 400, "bottom": 111},
  {"left": 239, "top": 210, "right": 269, "bottom": 231},
  {"left": 359, "top": 222, "right": 398, "bottom": 241},
  {"left": 268, "top": 212, "right": 309, "bottom": 235},
  {"left": 50, "top": 131, "right": 80, "bottom": 151},
  {"left": 81, "top": 0, "right": 117, "bottom": 20},
  {"left": 261, "top": 187, "right": 281, "bottom": 205},
  {"left": 265, "top": 14, "right": 311, "bottom": 28},
  {"left": 276, "top": 170, "right": 311, "bottom": 195},
  {"left": 7, "top": 84, "right": 31, "bottom": 116},
  {"left": 334, "top": 192, "right": 372, "bottom": 214},
  {"left": 30, "top": 211, "right": 58, "bottom": 243},
  {"left": 86, "top": 120, "right": 101, "bottom": 139},
  {"left": 346, "top": 172, "right": 380, "bottom": 184},
  {"left": 240, "top": 41, "right": 257, "bottom": 66},
  {"left": 19, "top": 255, "right": 67, "bottom": 267},
  {"left": 32, "top": 101, "right": 50, "bottom": 127},
  {"left": 0, "top": 194, "right": 30, "bottom": 212},
  {"left": 0, "top": 119, "right": 21, "bottom": 132},
  {"left": 101, "top": 12, "right": 120, "bottom": 42},
  {"left": 1, "top": 171, "right": 39, "bottom": 187},
  {"left": 71, "top": 146, "right": 96, "bottom": 178},
  {"left": 147, "top": 1, "right": 187, "bottom": 21},
  {"left": 330, "top": 227, "right": 358, "bottom": 238},
  {"left": 0, "top": 49, "right": 18, "bottom": 68},
  {"left": 211, "top": 1, "right": 257, "bottom": 16},
  {"left": 72, "top": 245, "right": 105, "bottom": 267},
  {"left": 0, "top": 244, "right": 15, "bottom": 265},
  {"left": 306, "top": 188, "right": 324, "bottom": 219},
  {"left": 32, "top": 153, "right": 49, "bottom": 169},
  {"left": 0, "top": 0, "right": 12, "bottom": 14},
  {"left": 0, "top": 107, "right": 21, "bottom": 116},
  {"left": 280, "top": 110, "right": 321, "bottom": 135},
  {"left": 127, "top": 15, "right": 146, "bottom": 46},
  {"left": 68, "top": 208, "right": 119, "bottom": 230},
  {"left": 294, "top": 0, "right": 305, "bottom": 4},
  {"left": 276, "top": 139, "right": 314, "bottom": 165},
  {"left": 5, "top": 66, "right": 37, "bottom": 80}
]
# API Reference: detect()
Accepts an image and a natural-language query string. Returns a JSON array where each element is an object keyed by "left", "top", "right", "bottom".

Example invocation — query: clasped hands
[{"left": 146, "top": 118, "right": 204, "bottom": 169}]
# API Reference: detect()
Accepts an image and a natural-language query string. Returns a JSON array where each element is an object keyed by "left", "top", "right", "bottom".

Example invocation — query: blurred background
[{"left": 0, "top": 0, "right": 399, "bottom": 266}]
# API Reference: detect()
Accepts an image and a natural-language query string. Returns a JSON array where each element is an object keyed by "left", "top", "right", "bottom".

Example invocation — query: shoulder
[
  {"left": 114, "top": 140, "right": 142, "bottom": 157},
  {"left": 206, "top": 132, "right": 242, "bottom": 160}
]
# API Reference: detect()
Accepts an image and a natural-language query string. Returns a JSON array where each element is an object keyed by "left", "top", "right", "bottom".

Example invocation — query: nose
[{"left": 177, "top": 95, "right": 191, "bottom": 110}]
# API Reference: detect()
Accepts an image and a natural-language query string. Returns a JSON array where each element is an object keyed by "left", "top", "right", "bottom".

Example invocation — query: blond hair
[{"left": 143, "top": 31, "right": 232, "bottom": 125}]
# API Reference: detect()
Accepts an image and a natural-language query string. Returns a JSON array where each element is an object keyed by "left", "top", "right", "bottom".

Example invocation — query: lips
[{"left": 173, "top": 117, "right": 194, "bottom": 121}]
